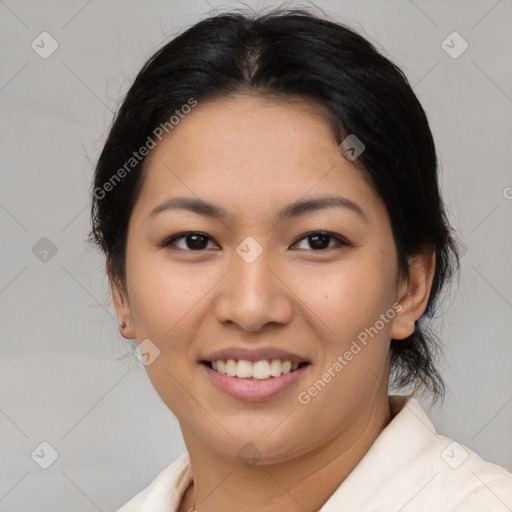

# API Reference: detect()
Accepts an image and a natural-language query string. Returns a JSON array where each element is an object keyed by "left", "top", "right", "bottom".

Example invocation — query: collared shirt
[{"left": 116, "top": 395, "right": 512, "bottom": 511}]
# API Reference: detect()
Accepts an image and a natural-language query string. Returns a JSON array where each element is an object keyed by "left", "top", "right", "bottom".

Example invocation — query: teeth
[
  {"left": 211, "top": 359, "right": 304, "bottom": 379},
  {"left": 236, "top": 360, "right": 253, "bottom": 378},
  {"left": 253, "top": 360, "right": 270, "bottom": 379},
  {"left": 270, "top": 359, "right": 282, "bottom": 377},
  {"left": 225, "top": 359, "right": 237, "bottom": 377}
]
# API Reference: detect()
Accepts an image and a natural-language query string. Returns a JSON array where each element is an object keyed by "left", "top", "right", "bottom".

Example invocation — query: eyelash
[{"left": 161, "top": 231, "right": 350, "bottom": 252}]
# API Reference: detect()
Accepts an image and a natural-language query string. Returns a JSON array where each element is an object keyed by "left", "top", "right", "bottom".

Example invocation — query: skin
[{"left": 110, "top": 93, "right": 435, "bottom": 512}]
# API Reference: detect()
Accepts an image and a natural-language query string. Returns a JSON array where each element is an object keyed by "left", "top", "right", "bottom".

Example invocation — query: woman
[{"left": 89, "top": 7, "right": 512, "bottom": 512}]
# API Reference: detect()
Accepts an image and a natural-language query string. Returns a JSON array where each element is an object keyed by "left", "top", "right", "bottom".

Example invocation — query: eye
[
  {"left": 162, "top": 230, "right": 350, "bottom": 252},
  {"left": 291, "top": 231, "right": 349, "bottom": 251},
  {"left": 162, "top": 232, "right": 219, "bottom": 251}
]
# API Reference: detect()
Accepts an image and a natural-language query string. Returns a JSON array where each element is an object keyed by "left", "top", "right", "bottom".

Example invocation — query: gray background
[{"left": 1, "top": 0, "right": 511, "bottom": 510}]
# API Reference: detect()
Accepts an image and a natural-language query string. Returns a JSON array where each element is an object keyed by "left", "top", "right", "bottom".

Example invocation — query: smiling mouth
[{"left": 201, "top": 359, "right": 310, "bottom": 380}]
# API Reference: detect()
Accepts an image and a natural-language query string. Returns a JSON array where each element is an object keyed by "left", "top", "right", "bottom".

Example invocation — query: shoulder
[
  {"left": 324, "top": 396, "right": 512, "bottom": 511},
  {"left": 115, "top": 452, "right": 192, "bottom": 512},
  {"left": 420, "top": 432, "right": 512, "bottom": 511},
  {"left": 386, "top": 396, "right": 512, "bottom": 511}
]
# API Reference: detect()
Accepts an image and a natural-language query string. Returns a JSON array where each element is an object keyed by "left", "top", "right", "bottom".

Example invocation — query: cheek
[
  {"left": 124, "top": 253, "right": 212, "bottom": 411},
  {"left": 305, "top": 259, "right": 396, "bottom": 339},
  {"left": 125, "top": 244, "right": 213, "bottom": 337},
  {"left": 294, "top": 263, "right": 395, "bottom": 419}
]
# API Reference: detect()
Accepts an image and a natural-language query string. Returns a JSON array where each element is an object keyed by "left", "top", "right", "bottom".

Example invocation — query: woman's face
[{"left": 113, "top": 94, "right": 413, "bottom": 463}]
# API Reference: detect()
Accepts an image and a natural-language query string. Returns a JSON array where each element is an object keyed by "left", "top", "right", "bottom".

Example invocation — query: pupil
[
  {"left": 187, "top": 234, "right": 208, "bottom": 250},
  {"left": 309, "top": 234, "right": 329, "bottom": 250}
]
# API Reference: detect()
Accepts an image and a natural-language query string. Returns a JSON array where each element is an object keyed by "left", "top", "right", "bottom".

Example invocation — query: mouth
[
  {"left": 200, "top": 359, "right": 311, "bottom": 380},
  {"left": 199, "top": 358, "right": 311, "bottom": 401}
]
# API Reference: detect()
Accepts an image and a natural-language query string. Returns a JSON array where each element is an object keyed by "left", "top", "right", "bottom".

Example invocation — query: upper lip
[{"left": 201, "top": 347, "right": 310, "bottom": 363}]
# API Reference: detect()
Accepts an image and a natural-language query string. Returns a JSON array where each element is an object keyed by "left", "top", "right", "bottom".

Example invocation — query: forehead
[
  {"left": 147, "top": 94, "right": 338, "bottom": 169},
  {"left": 133, "top": 94, "right": 384, "bottom": 222}
]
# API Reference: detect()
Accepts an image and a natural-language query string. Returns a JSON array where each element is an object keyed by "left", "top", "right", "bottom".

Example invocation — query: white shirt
[{"left": 116, "top": 395, "right": 512, "bottom": 511}]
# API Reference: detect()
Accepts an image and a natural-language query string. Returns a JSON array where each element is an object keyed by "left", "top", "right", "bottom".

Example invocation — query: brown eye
[
  {"left": 292, "top": 231, "right": 348, "bottom": 251},
  {"left": 163, "top": 232, "right": 218, "bottom": 251}
]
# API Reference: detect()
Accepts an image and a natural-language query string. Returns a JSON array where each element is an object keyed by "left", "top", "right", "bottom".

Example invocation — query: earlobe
[
  {"left": 391, "top": 249, "right": 436, "bottom": 340},
  {"left": 108, "top": 264, "right": 136, "bottom": 339}
]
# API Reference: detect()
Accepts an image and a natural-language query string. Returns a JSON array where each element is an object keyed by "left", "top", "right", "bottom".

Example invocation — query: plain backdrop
[{"left": 1, "top": 0, "right": 511, "bottom": 510}]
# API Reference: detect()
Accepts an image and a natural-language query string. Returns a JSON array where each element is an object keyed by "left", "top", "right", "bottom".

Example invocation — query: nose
[{"left": 214, "top": 247, "right": 294, "bottom": 332}]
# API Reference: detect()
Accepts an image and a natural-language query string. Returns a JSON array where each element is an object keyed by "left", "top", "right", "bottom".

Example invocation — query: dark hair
[{"left": 88, "top": 6, "right": 459, "bottom": 400}]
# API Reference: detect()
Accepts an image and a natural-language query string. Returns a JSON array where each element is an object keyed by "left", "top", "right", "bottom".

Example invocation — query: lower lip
[{"left": 200, "top": 363, "right": 310, "bottom": 402}]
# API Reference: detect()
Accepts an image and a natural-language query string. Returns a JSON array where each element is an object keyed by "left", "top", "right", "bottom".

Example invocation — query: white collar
[{"left": 117, "top": 395, "right": 512, "bottom": 512}]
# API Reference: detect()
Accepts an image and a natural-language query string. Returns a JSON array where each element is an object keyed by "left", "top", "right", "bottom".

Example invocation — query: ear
[
  {"left": 107, "top": 261, "right": 136, "bottom": 339},
  {"left": 391, "top": 247, "right": 436, "bottom": 340}
]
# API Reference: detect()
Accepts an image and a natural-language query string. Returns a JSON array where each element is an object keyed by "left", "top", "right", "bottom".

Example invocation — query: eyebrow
[{"left": 148, "top": 194, "right": 366, "bottom": 223}]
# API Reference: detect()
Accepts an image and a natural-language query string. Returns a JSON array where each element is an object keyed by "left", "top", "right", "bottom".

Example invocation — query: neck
[{"left": 179, "top": 394, "right": 392, "bottom": 512}]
